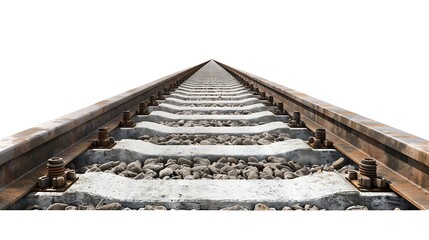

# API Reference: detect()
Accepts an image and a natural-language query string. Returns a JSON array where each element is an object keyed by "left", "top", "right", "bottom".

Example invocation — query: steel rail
[
  {"left": 0, "top": 61, "right": 208, "bottom": 209},
  {"left": 1, "top": 59, "right": 428, "bottom": 210},
  {"left": 217, "top": 60, "right": 429, "bottom": 209}
]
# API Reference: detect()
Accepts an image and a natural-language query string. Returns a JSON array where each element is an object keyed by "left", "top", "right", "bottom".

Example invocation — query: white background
[{"left": 0, "top": 0, "right": 428, "bottom": 238}]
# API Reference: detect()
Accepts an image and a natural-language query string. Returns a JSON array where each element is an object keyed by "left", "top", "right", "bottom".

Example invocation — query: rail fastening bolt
[
  {"left": 123, "top": 111, "right": 131, "bottom": 121},
  {"left": 275, "top": 103, "right": 286, "bottom": 115},
  {"left": 267, "top": 96, "right": 274, "bottom": 106},
  {"left": 98, "top": 127, "right": 109, "bottom": 141},
  {"left": 253, "top": 87, "right": 260, "bottom": 95},
  {"left": 315, "top": 128, "right": 326, "bottom": 142},
  {"left": 157, "top": 91, "right": 165, "bottom": 100},
  {"left": 149, "top": 95, "right": 158, "bottom": 106},
  {"left": 47, "top": 157, "right": 66, "bottom": 186},
  {"left": 138, "top": 102, "right": 149, "bottom": 115}
]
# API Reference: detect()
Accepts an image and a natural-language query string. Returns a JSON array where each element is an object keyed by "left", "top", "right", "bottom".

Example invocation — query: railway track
[{"left": 1, "top": 60, "right": 428, "bottom": 210}]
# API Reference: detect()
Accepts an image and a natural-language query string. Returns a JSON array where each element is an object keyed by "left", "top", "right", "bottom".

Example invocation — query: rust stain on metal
[
  {"left": 0, "top": 62, "right": 206, "bottom": 209},
  {"left": 218, "top": 60, "right": 429, "bottom": 209}
]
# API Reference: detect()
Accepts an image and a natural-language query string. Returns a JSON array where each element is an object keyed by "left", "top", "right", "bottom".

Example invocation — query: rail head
[
  {"left": 216, "top": 60, "right": 429, "bottom": 209},
  {"left": 0, "top": 61, "right": 208, "bottom": 190}
]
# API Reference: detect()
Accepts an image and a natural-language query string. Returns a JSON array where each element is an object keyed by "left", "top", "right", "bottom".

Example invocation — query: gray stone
[
  {"left": 110, "top": 162, "right": 126, "bottom": 174},
  {"left": 276, "top": 164, "right": 293, "bottom": 172},
  {"left": 338, "top": 165, "right": 356, "bottom": 174},
  {"left": 165, "top": 159, "right": 177, "bottom": 166},
  {"left": 291, "top": 204, "right": 303, "bottom": 210},
  {"left": 227, "top": 157, "right": 238, "bottom": 164},
  {"left": 144, "top": 205, "right": 167, "bottom": 210},
  {"left": 181, "top": 140, "right": 192, "bottom": 145},
  {"left": 47, "top": 203, "right": 69, "bottom": 210},
  {"left": 220, "top": 165, "right": 234, "bottom": 174},
  {"left": 126, "top": 160, "right": 142, "bottom": 173},
  {"left": 299, "top": 167, "right": 311, "bottom": 175},
  {"left": 218, "top": 135, "right": 231, "bottom": 141},
  {"left": 192, "top": 165, "right": 208, "bottom": 172},
  {"left": 247, "top": 157, "right": 258, "bottom": 163},
  {"left": 159, "top": 168, "right": 174, "bottom": 178},
  {"left": 143, "top": 163, "right": 164, "bottom": 173},
  {"left": 212, "top": 162, "right": 226, "bottom": 169},
  {"left": 310, "top": 166, "right": 323, "bottom": 173},
  {"left": 25, "top": 205, "right": 44, "bottom": 210},
  {"left": 254, "top": 203, "right": 274, "bottom": 211},
  {"left": 138, "top": 135, "right": 151, "bottom": 140},
  {"left": 217, "top": 157, "right": 228, "bottom": 163},
  {"left": 202, "top": 173, "right": 213, "bottom": 179},
  {"left": 213, "top": 174, "right": 223, "bottom": 180},
  {"left": 65, "top": 206, "right": 77, "bottom": 210},
  {"left": 134, "top": 173, "right": 146, "bottom": 180},
  {"left": 86, "top": 166, "right": 101, "bottom": 173},
  {"left": 178, "top": 158, "right": 193, "bottom": 166},
  {"left": 166, "top": 139, "right": 181, "bottom": 145},
  {"left": 221, "top": 205, "right": 248, "bottom": 211},
  {"left": 260, "top": 173, "right": 274, "bottom": 179},
  {"left": 96, "top": 202, "right": 123, "bottom": 210},
  {"left": 267, "top": 156, "right": 288, "bottom": 164},
  {"left": 346, "top": 205, "right": 368, "bottom": 210},
  {"left": 242, "top": 139, "right": 254, "bottom": 145},
  {"left": 143, "top": 168, "right": 157, "bottom": 178},
  {"left": 257, "top": 138, "right": 273, "bottom": 145},
  {"left": 247, "top": 171, "right": 259, "bottom": 179},
  {"left": 184, "top": 175, "right": 195, "bottom": 180},
  {"left": 144, "top": 157, "right": 164, "bottom": 165},
  {"left": 287, "top": 161, "right": 299, "bottom": 171},
  {"left": 282, "top": 206, "right": 292, "bottom": 211},
  {"left": 119, "top": 170, "right": 138, "bottom": 178},
  {"left": 274, "top": 169, "right": 284, "bottom": 178},
  {"left": 323, "top": 166, "right": 334, "bottom": 172},
  {"left": 193, "top": 171, "right": 203, "bottom": 179},
  {"left": 76, "top": 166, "right": 89, "bottom": 174},
  {"left": 252, "top": 136, "right": 261, "bottom": 141},
  {"left": 100, "top": 161, "right": 120, "bottom": 171},
  {"left": 193, "top": 157, "right": 211, "bottom": 165},
  {"left": 200, "top": 140, "right": 213, "bottom": 145},
  {"left": 167, "top": 163, "right": 180, "bottom": 171},
  {"left": 295, "top": 170, "right": 305, "bottom": 177},
  {"left": 208, "top": 165, "right": 220, "bottom": 175},
  {"left": 232, "top": 138, "right": 242, "bottom": 145},
  {"left": 332, "top": 157, "right": 346, "bottom": 170},
  {"left": 78, "top": 205, "right": 95, "bottom": 210},
  {"left": 238, "top": 159, "right": 247, "bottom": 164},
  {"left": 180, "top": 169, "right": 191, "bottom": 178},
  {"left": 67, "top": 163, "right": 76, "bottom": 170},
  {"left": 234, "top": 163, "right": 247, "bottom": 170},
  {"left": 263, "top": 166, "right": 274, "bottom": 177},
  {"left": 227, "top": 169, "right": 238, "bottom": 178},
  {"left": 310, "top": 206, "right": 319, "bottom": 211},
  {"left": 284, "top": 172, "right": 298, "bottom": 179},
  {"left": 248, "top": 162, "right": 264, "bottom": 170}
]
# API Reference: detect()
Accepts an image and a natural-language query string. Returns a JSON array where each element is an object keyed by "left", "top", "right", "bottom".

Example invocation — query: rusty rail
[
  {"left": 1, "top": 59, "right": 428, "bottom": 209},
  {"left": 0, "top": 61, "right": 208, "bottom": 209},
  {"left": 217, "top": 60, "right": 429, "bottom": 209}
]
